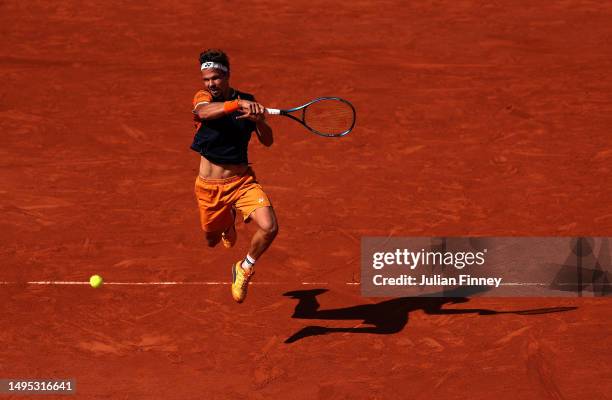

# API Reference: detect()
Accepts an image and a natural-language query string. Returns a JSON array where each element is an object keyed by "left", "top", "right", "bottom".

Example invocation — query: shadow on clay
[{"left": 283, "top": 286, "right": 577, "bottom": 343}]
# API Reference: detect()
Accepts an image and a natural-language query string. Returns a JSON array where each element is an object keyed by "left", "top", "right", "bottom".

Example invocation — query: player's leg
[
  {"left": 229, "top": 205, "right": 277, "bottom": 304},
  {"left": 194, "top": 177, "right": 234, "bottom": 248},
  {"left": 230, "top": 173, "right": 276, "bottom": 303},
  {"left": 204, "top": 230, "right": 222, "bottom": 247},
  {"left": 234, "top": 183, "right": 277, "bottom": 270},
  {"left": 220, "top": 207, "right": 237, "bottom": 248},
  {"left": 246, "top": 206, "right": 278, "bottom": 260}
]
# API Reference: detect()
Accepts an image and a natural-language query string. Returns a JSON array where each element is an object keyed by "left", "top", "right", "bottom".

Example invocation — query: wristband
[{"left": 223, "top": 100, "right": 240, "bottom": 114}]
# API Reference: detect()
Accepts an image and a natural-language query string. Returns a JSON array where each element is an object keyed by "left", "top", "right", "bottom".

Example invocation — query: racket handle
[{"left": 266, "top": 108, "right": 281, "bottom": 115}]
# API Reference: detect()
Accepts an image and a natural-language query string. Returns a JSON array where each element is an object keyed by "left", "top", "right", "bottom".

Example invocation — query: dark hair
[{"left": 199, "top": 49, "right": 230, "bottom": 72}]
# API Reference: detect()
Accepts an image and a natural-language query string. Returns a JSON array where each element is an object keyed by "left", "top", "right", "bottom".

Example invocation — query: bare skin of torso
[{"left": 198, "top": 156, "right": 248, "bottom": 180}]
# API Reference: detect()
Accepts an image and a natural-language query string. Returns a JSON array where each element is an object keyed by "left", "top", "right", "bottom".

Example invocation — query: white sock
[{"left": 241, "top": 254, "right": 256, "bottom": 270}]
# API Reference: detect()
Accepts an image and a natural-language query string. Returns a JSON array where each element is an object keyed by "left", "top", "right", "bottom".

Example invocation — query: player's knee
[{"left": 261, "top": 220, "right": 278, "bottom": 241}]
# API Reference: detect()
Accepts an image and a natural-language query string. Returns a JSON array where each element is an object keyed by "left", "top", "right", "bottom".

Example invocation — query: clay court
[{"left": 1, "top": 1, "right": 611, "bottom": 399}]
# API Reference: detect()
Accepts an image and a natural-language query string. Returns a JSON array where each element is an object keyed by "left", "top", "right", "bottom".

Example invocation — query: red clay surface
[{"left": 1, "top": 1, "right": 611, "bottom": 399}]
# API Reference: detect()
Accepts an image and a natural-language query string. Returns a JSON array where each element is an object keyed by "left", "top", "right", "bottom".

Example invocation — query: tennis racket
[{"left": 266, "top": 97, "right": 356, "bottom": 137}]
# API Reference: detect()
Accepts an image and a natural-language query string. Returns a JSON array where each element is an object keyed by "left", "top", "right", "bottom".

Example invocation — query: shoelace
[{"left": 238, "top": 268, "right": 253, "bottom": 289}]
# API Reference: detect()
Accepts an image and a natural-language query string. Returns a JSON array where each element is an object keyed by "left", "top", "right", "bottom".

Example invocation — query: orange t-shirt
[
  {"left": 193, "top": 90, "right": 212, "bottom": 110},
  {"left": 192, "top": 90, "right": 213, "bottom": 129}
]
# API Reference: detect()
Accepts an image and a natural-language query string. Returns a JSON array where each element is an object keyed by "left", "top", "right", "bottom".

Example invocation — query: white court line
[
  {"left": 500, "top": 282, "right": 612, "bottom": 286},
  {"left": 0, "top": 281, "right": 358, "bottom": 286},
  {"left": 2, "top": 281, "right": 606, "bottom": 287},
  {"left": 500, "top": 282, "right": 548, "bottom": 286}
]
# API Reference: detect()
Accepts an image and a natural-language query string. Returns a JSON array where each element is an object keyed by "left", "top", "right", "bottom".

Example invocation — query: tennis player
[{"left": 191, "top": 49, "right": 278, "bottom": 303}]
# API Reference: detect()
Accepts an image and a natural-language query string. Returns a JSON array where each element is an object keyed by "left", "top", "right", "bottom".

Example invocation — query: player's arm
[
  {"left": 193, "top": 91, "right": 265, "bottom": 121},
  {"left": 236, "top": 97, "right": 273, "bottom": 146},
  {"left": 255, "top": 119, "right": 274, "bottom": 147},
  {"left": 193, "top": 102, "right": 227, "bottom": 120},
  {"left": 194, "top": 100, "right": 265, "bottom": 120},
  {"left": 192, "top": 90, "right": 228, "bottom": 120}
]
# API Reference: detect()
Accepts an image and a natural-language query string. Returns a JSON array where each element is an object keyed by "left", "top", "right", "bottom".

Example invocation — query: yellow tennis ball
[{"left": 89, "top": 274, "right": 103, "bottom": 288}]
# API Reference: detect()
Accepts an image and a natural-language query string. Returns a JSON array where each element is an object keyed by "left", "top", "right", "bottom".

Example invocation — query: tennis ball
[{"left": 89, "top": 274, "right": 103, "bottom": 288}]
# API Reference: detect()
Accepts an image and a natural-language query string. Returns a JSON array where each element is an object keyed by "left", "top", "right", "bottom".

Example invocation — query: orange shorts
[{"left": 194, "top": 168, "right": 272, "bottom": 232}]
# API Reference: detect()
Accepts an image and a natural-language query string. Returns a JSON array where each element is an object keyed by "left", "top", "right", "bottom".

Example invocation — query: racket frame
[{"left": 266, "top": 97, "right": 356, "bottom": 137}]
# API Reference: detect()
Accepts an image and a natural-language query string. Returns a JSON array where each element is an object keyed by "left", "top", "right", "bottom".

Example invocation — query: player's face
[{"left": 201, "top": 68, "right": 230, "bottom": 100}]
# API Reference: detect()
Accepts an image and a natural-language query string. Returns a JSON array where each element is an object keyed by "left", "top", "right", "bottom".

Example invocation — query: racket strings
[{"left": 303, "top": 100, "right": 355, "bottom": 136}]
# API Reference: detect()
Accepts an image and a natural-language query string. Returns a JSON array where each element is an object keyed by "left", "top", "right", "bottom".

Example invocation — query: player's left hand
[{"left": 236, "top": 100, "right": 266, "bottom": 121}]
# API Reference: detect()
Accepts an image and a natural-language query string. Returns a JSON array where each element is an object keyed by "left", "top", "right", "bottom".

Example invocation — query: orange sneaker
[
  {"left": 231, "top": 261, "right": 255, "bottom": 303},
  {"left": 221, "top": 208, "right": 237, "bottom": 249}
]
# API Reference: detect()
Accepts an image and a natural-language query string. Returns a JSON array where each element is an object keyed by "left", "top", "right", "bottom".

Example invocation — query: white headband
[{"left": 200, "top": 61, "right": 228, "bottom": 72}]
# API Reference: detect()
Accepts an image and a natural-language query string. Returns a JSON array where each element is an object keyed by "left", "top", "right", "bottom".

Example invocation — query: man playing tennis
[{"left": 191, "top": 49, "right": 278, "bottom": 303}]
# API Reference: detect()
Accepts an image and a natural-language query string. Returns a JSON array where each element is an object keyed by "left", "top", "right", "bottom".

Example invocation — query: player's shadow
[{"left": 283, "top": 287, "right": 577, "bottom": 343}]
